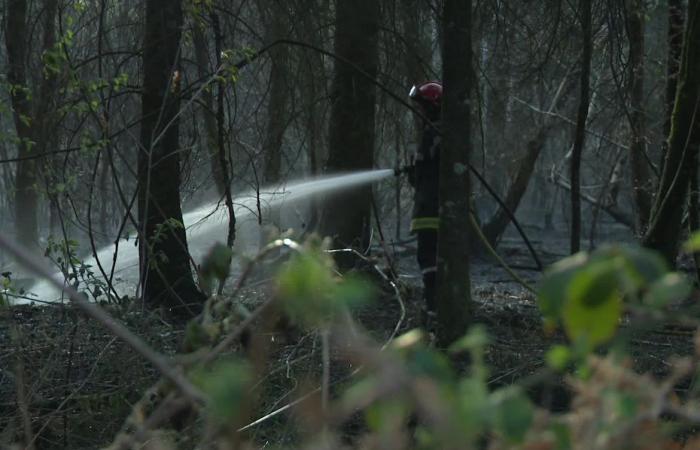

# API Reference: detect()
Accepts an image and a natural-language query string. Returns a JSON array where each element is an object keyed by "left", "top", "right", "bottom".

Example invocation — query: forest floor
[{"left": 0, "top": 220, "right": 696, "bottom": 449}]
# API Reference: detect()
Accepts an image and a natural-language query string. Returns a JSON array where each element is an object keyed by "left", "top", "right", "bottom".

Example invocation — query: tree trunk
[
  {"left": 626, "top": 0, "right": 652, "bottom": 233},
  {"left": 436, "top": 0, "right": 473, "bottom": 346},
  {"left": 663, "top": 0, "right": 685, "bottom": 156},
  {"left": 138, "top": 0, "right": 204, "bottom": 313},
  {"left": 644, "top": 1, "right": 700, "bottom": 264},
  {"left": 296, "top": 0, "right": 329, "bottom": 233},
  {"left": 320, "top": 0, "right": 379, "bottom": 262},
  {"left": 261, "top": 2, "right": 290, "bottom": 185},
  {"left": 482, "top": 72, "right": 572, "bottom": 245},
  {"left": 192, "top": 16, "right": 226, "bottom": 195},
  {"left": 5, "top": 0, "right": 61, "bottom": 251},
  {"left": 6, "top": 0, "right": 35, "bottom": 249},
  {"left": 483, "top": 127, "right": 548, "bottom": 244},
  {"left": 570, "top": 0, "right": 592, "bottom": 254}
]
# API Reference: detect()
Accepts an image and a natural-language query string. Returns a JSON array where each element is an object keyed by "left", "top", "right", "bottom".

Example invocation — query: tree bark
[
  {"left": 626, "top": 0, "right": 652, "bottom": 232},
  {"left": 192, "top": 16, "right": 226, "bottom": 195},
  {"left": 664, "top": 0, "right": 685, "bottom": 149},
  {"left": 481, "top": 72, "right": 572, "bottom": 245},
  {"left": 138, "top": 0, "right": 204, "bottom": 313},
  {"left": 644, "top": 0, "right": 700, "bottom": 264},
  {"left": 6, "top": 0, "right": 35, "bottom": 249},
  {"left": 482, "top": 127, "right": 548, "bottom": 244},
  {"left": 570, "top": 0, "right": 592, "bottom": 254},
  {"left": 320, "top": 0, "right": 379, "bottom": 262},
  {"left": 261, "top": 1, "right": 290, "bottom": 185},
  {"left": 436, "top": 0, "right": 473, "bottom": 346}
]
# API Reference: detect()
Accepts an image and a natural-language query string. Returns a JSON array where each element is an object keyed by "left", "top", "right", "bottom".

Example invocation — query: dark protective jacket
[{"left": 409, "top": 120, "right": 441, "bottom": 232}]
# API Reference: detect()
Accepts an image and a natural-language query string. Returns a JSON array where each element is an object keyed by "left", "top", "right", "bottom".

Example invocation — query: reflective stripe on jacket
[{"left": 410, "top": 217, "right": 439, "bottom": 231}]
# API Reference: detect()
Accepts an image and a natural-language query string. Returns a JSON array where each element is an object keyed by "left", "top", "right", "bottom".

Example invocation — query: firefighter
[{"left": 406, "top": 81, "right": 442, "bottom": 323}]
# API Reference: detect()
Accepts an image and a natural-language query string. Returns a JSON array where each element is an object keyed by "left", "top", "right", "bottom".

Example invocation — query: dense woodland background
[{"left": 3, "top": 0, "right": 700, "bottom": 448}]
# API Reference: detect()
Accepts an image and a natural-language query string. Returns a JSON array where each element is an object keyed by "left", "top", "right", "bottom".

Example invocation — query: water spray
[{"left": 21, "top": 169, "right": 395, "bottom": 304}]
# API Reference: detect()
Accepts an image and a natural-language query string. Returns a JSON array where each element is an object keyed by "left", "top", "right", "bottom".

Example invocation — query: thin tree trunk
[
  {"left": 211, "top": 12, "right": 236, "bottom": 249},
  {"left": 138, "top": 0, "right": 204, "bottom": 313},
  {"left": 436, "top": 0, "right": 473, "bottom": 346},
  {"left": 482, "top": 72, "right": 572, "bottom": 245},
  {"left": 483, "top": 127, "right": 548, "bottom": 244},
  {"left": 192, "top": 16, "right": 226, "bottom": 195},
  {"left": 627, "top": 0, "right": 652, "bottom": 232},
  {"left": 570, "top": 0, "right": 592, "bottom": 254},
  {"left": 663, "top": 0, "right": 685, "bottom": 159},
  {"left": 644, "top": 1, "right": 700, "bottom": 264}
]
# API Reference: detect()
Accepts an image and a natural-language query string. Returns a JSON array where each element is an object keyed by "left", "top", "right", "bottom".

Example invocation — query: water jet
[{"left": 19, "top": 169, "right": 395, "bottom": 304}]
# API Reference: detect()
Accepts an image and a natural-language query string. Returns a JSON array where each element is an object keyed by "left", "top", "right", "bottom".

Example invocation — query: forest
[{"left": 2, "top": 0, "right": 700, "bottom": 448}]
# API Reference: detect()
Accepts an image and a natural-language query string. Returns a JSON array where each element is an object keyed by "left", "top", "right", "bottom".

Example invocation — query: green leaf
[
  {"left": 546, "top": 345, "right": 571, "bottom": 371},
  {"left": 567, "top": 259, "right": 620, "bottom": 308},
  {"left": 550, "top": 422, "right": 572, "bottom": 450},
  {"left": 333, "top": 275, "right": 375, "bottom": 310},
  {"left": 365, "top": 398, "right": 409, "bottom": 432},
  {"left": 276, "top": 251, "right": 337, "bottom": 326},
  {"left": 562, "top": 261, "right": 622, "bottom": 349},
  {"left": 563, "top": 283, "right": 621, "bottom": 350},
  {"left": 538, "top": 252, "right": 589, "bottom": 321},
  {"left": 617, "top": 392, "right": 638, "bottom": 419},
  {"left": 200, "top": 242, "right": 233, "bottom": 283},
  {"left": 492, "top": 387, "right": 534, "bottom": 444},
  {"left": 643, "top": 273, "right": 691, "bottom": 308},
  {"left": 449, "top": 324, "right": 490, "bottom": 354},
  {"left": 192, "top": 359, "right": 251, "bottom": 422},
  {"left": 406, "top": 347, "right": 454, "bottom": 383},
  {"left": 684, "top": 231, "right": 700, "bottom": 253},
  {"left": 610, "top": 245, "right": 668, "bottom": 287},
  {"left": 456, "top": 378, "right": 490, "bottom": 433}
]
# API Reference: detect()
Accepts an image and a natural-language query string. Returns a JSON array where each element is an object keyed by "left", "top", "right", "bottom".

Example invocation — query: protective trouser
[{"left": 416, "top": 229, "right": 438, "bottom": 312}]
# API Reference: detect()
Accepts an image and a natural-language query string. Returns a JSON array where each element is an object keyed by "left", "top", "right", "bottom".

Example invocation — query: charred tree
[
  {"left": 644, "top": 1, "right": 700, "bottom": 264},
  {"left": 436, "top": 0, "right": 473, "bottom": 346},
  {"left": 138, "top": 0, "right": 204, "bottom": 313},
  {"left": 570, "top": 0, "right": 592, "bottom": 254},
  {"left": 320, "top": 0, "right": 379, "bottom": 260}
]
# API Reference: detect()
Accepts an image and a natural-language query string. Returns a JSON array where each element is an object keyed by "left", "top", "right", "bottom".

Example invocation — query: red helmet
[{"left": 409, "top": 81, "right": 443, "bottom": 106}]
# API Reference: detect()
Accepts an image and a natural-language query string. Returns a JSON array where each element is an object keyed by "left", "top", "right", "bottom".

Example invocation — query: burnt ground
[{"left": 0, "top": 220, "right": 697, "bottom": 449}]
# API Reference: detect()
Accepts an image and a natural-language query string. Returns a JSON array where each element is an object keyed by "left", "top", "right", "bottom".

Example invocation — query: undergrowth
[{"left": 3, "top": 234, "right": 700, "bottom": 449}]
